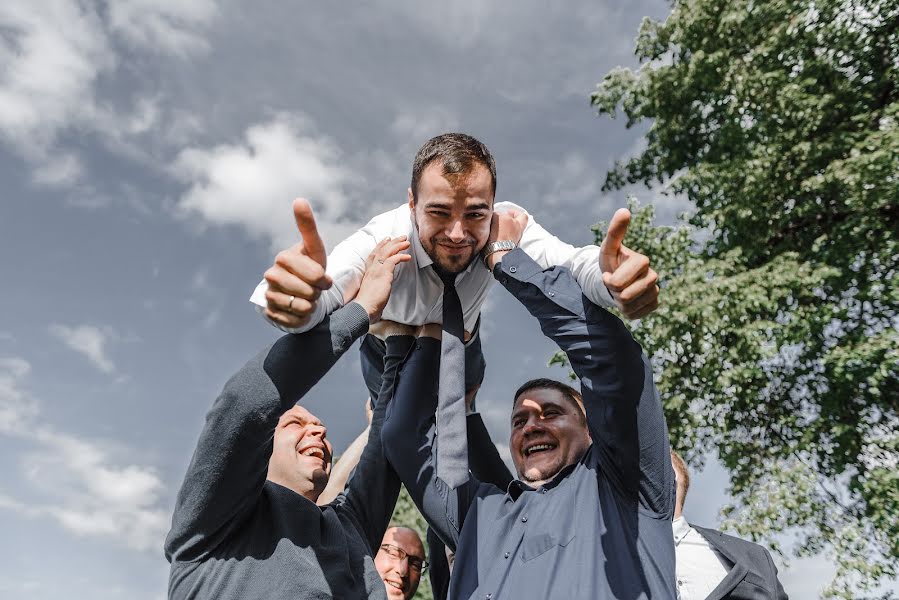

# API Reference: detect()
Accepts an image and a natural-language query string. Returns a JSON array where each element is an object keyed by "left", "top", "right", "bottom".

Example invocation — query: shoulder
[
  {"left": 692, "top": 524, "right": 774, "bottom": 563},
  {"left": 360, "top": 202, "right": 414, "bottom": 237},
  {"left": 495, "top": 201, "right": 530, "bottom": 215}
]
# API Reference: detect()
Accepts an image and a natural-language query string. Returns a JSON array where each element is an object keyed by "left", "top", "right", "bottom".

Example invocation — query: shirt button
[
  {"left": 509, "top": 266, "right": 517, "bottom": 273},
  {"left": 549, "top": 291, "right": 555, "bottom": 296},
  {"left": 504, "top": 552, "right": 510, "bottom": 559},
  {"left": 486, "top": 595, "right": 492, "bottom": 599},
  {"left": 521, "top": 516, "right": 528, "bottom": 523}
]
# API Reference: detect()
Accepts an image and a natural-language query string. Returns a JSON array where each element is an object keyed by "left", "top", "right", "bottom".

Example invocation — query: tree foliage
[{"left": 579, "top": 0, "right": 898, "bottom": 594}]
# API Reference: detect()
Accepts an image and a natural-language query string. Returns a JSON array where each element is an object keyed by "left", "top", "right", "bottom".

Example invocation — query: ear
[{"left": 407, "top": 187, "right": 415, "bottom": 211}]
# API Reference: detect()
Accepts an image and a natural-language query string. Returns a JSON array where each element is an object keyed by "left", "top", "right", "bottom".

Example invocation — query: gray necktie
[{"left": 436, "top": 269, "right": 468, "bottom": 488}]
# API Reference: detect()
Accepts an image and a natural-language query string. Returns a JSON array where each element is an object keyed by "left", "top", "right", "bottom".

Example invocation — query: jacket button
[{"left": 509, "top": 266, "right": 517, "bottom": 273}]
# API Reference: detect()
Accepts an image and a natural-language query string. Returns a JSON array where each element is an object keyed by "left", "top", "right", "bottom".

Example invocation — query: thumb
[
  {"left": 600, "top": 208, "right": 631, "bottom": 268},
  {"left": 293, "top": 198, "right": 327, "bottom": 267}
]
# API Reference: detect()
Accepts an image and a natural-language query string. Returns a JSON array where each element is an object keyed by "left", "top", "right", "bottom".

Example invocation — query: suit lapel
[{"left": 693, "top": 525, "right": 749, "bottom": 600}]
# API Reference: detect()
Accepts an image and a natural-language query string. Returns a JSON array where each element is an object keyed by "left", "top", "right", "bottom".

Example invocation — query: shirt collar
[
  {"left": 410, "top": 217, "right": 433, "bottom": 269},
  {"left": 506, "top": 462, "right": 578, "bottom": 501},
  {"left": 672, "top": 516, "right": 692, "bottom": 546}
]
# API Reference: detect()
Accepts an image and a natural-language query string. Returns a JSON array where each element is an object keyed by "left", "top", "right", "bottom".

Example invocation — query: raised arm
[
  {"left": 467, "top": 412, "right": 514, "bottom": 490},
  {"left": 337, "top": 329, "right": 412, "bottom": 551},
  {"left": 317, "top": 399, "right": 372, "bottom": 506},
  {"left": 164, "top": 301, "right": 371, "bottom": 562},
  {"left": 492, "top": 243, "right": 673, "bottom": 515},
  {"left": 167, "top": 213, "right": 412, "bottom": 562},
  {"left": 381, "top": 334, "right": 484, "bottom": 551}
]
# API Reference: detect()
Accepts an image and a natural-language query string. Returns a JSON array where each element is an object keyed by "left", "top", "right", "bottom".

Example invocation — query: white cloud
[
  {"left": 0, "top": 357, "right": 168, "bottom": 552},
  {"left": 0, "top": 1, "right": 111, "bottom": 152},
  {"left": 48, "top": 324, "right": 116, "bottom": 374},
  {"left": 173, "top": 114, "right": 358, "bottom": 251},
  {"left": 107, "top": 0, "right": 217, "bottom": 56},
  {"left": 0, "top": 358, "right": 38, "bottom": 432},
  {"left": 0, "top": 0, "right": 216, "bottom": 187}
]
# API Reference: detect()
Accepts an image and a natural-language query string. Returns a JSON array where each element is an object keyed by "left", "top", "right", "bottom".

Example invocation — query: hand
[
  {"left": 353, "top": 237, "right": 412, "bottom": 323},
  {"left": 263, "top": 199, "right": 333, "bottom": 329},
  {"left": 599, "top": 208, "right": 660, "bottom": 319},
  {"left": 485, "top": 209, "right": 528, "bottom": 269}
]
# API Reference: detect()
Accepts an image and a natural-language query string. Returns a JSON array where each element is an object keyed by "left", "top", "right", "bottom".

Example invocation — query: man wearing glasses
[{"left": 375, "top": 527, "right": 428, "bottom": 600}]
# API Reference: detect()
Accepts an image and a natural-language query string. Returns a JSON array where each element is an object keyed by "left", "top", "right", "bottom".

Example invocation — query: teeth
[
  {"left": 301, "top": 447, "right": 324, "bottom": 458},
  {"left": 527, "top": 444, "right": 555, "bottom": 456},
  {"left": 387, "top": 581, "right": 403, "bottom": 589}
]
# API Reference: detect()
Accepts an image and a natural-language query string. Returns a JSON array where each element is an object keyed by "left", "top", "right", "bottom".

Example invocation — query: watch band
[{"left": 482, "top": 240, "right": 517, "bottom": 266}]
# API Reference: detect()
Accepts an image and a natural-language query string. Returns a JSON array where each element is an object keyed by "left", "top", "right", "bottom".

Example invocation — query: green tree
[{"left": 576, "top": 0, "right": 898, "bottom": 595}]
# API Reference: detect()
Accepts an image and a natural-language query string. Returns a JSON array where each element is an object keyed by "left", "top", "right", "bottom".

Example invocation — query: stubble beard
[{"left": 413, "top": 215, "right": 481, "bottom": 275}]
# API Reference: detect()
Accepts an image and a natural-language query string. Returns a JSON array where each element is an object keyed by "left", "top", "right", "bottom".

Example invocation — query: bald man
[{"left": 375, "top": 526, "right": 427, "bottom": 600}]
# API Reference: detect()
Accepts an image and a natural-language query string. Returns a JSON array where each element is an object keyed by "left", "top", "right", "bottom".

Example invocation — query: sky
[{"left": 0, "top": 1, "right": 876, "bottom": 598}]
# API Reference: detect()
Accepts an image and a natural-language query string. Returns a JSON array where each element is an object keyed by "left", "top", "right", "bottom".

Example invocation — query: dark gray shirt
[
  {"left": 383, "top": 249, "right": 677, "bottom": 600},
  {"left": 165, "top": 302, "right": 397, "bottom": 600}
]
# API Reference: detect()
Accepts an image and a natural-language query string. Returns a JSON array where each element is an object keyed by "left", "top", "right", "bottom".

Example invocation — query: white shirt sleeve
[
  {"left": 249, "top": 227, "right": 378, "bottom": 334},
  {"left": 501, "top": 202, "right": 614, "bottom": 309}
]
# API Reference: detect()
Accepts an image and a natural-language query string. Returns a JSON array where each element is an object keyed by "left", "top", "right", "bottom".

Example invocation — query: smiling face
[
  {"left": 408, "top": 161, "right": 493, "bottom": 274},
  {"left": 510, "top": 386, "right": 591, "bottom": 488},
  {"left": 266, "top": 405, "right": 333, "bottom": 502},
  {"left": 374, "top": 527, "right": 426, "bottom": 600}
]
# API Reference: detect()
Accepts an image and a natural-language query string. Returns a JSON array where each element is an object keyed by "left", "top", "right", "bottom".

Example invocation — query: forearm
[
  {"left": 339, "top": 335, "right": 410, "bottom": 551},
  {"left": 467, "top": 413, "right": 513, "bottom": 490},
  {"left": 317, "top": 425, "right": 370, "bottom": 506},
  {"left": 511, "top": 203, "right": 613, "bottom": 309},
  {"left": 165, "top": 302, "right": 370, "bottom": 561}
]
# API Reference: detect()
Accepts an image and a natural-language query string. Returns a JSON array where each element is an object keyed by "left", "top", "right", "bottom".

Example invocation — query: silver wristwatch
[{"left": 482, "top": 240, "right": 517, "bottom": 266}]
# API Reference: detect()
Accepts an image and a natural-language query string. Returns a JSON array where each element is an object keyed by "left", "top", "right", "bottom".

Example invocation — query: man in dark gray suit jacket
[{"left": 670, "top": 451, "right": 789, "bottom": 600}]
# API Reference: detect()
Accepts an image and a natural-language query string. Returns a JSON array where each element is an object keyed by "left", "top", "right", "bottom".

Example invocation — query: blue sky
[{"left": 0, "top": 1, "right": 878, "bottom": 598}]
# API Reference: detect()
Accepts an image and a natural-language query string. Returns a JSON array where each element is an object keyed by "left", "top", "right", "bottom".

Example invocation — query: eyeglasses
[{"left": 379, "top": 543, "right": 429, "bottom": 572}]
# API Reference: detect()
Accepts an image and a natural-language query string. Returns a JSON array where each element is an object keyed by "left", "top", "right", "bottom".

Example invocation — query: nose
[
  {"left": 394, "top": 557, "right": 409, "bottom": 577},
  {"left": 308, "top": 423, "right": 327, "bottom": 439},
  {"left": 446, "top": 219, "right": 465, "bottom": 242},
  {"left": 522, "top": 418, "right": 544, "bottom": 436}
]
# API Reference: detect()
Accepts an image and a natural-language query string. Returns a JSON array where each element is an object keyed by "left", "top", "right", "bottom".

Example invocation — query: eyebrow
[
  {"left": 511, "top": 401, "right": 568, "bottom": 422},
  {"left": 465, "top": 202, "right": 490, "bottom": 212}
]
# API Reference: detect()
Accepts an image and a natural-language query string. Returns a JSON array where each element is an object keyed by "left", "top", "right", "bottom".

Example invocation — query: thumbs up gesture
[
  {"left": 263, "top": 199, "right": 333, "bottom": 329},
  {"left": 599, "top": 208, "right": 660, "bottom": 319}
]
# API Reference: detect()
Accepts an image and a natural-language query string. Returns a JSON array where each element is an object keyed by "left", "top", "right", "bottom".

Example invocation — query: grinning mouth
[
  {"left": 299, "top": 446, "right": 325, "bottom": 460},
  {"left": 385, "top": 579, "right": 405, "bottom": 592},
  {"left": 524, "top": 443, "right": 557, "bottom": 457}
]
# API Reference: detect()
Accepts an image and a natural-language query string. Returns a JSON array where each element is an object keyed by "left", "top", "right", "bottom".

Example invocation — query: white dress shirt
[
  {"left": 673, "top": 516, "right": 732, "bottom": 600},
  {"left": 250, "top": 201, "right": 612, "bottom": 333}
]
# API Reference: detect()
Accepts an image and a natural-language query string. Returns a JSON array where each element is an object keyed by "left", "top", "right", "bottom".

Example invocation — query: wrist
[
  {"left": 482, "top": 240, "right": 517, "bottom": 268},
  {"left": 486, "top": 250, "right": 511, "bottom": 269}
]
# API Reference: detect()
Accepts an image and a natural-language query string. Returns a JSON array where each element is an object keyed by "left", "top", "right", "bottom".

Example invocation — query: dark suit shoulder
[{"left": 691, "top": 524, "right": 780, "bottom": 580}]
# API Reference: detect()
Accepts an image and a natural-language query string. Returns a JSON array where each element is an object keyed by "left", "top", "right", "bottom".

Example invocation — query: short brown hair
[
  {"left": 513, "top": 378, "right": 585, "bottom": 423},
  {"left": 410, "top": 133, "right": 497, "bottom": 202},
  {"left": 670, "top": 449, "right": 690, "bottom": 508}
]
